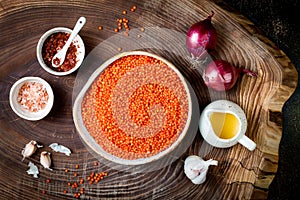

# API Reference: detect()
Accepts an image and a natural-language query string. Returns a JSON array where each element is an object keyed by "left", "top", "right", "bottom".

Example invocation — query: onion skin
[
  {"left": 203, "top": 59, "right": 257, "bottom": 91},
  {"left": 186, "top": 11, "right": 217, "bottom": 59}
]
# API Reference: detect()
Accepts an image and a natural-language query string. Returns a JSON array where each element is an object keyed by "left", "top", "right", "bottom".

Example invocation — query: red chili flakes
[
  {"left": 81, "top": 55, "right": 189, "bottom": 160},
  {"left": 42, "top": 32, "right": 78, "bottom": 72}
]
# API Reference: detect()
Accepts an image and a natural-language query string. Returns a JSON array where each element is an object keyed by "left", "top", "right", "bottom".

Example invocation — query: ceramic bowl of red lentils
[
  {"left": 9, "top": 77, "right": 54, "bottom": 121},
  {"left": 36, "top": 27, "right": 85, "bottom": 76},
  {"left": 73, "top": 51, "right": 192, "bottom": 165}
]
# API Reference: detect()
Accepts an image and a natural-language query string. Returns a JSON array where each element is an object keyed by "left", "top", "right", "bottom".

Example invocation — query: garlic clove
[
  {"left": 21, "top": 140, "right": 42, "bottom": 161},
  {"left": 184, "top": 155, "right": 218, "bottom": 185},
  {"left": 40, "top": 151, "right": 53, "bottom": 171}
]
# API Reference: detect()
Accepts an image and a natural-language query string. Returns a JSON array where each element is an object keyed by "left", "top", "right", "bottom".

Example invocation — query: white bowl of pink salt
[{"left": 9, "top": 77, "right": 54, "bottom": 121}]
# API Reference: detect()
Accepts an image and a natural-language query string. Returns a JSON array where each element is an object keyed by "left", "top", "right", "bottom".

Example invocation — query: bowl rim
[
  {"left": 36, "top": 27, "right": 85, "bottom": 76},
  {"left": 9, "top": 76, "right": 54, "bottom": 121},
  {"left": 73, "top": 51, "right": 192, "bottom": 165}
]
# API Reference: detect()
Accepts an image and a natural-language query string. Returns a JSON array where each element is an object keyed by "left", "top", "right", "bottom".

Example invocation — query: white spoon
[{"left": 51, "top": 16, "right": 86, "bottom": 68}]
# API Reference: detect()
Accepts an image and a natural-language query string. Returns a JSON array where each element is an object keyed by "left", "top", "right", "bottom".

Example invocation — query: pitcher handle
[{"left": 238, "top": 135, "right": 256, "bottom": 151}]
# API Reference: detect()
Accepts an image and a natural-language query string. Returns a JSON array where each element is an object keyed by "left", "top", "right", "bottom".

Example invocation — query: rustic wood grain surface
[{"left": 0, "top": 0, "right": 297, "bottom": 199}]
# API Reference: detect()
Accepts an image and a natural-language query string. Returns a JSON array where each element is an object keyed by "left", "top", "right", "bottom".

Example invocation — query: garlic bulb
[
  {"left": 40, "top": 151, "right": 53, "bottom": 171},
  {"left": 21, "top": 140, "right": 43, "bottom": 161},
  {"left": 184, "top": 155, "right": 218, "bottom": 184}
]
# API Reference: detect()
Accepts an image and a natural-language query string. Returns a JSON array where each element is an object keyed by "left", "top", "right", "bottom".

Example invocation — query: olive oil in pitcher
[{"left": 209, "top": 112, "right": 240, "bottom": 139}]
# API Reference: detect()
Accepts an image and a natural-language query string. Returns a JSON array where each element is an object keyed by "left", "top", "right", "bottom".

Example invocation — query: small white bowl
[
  {"left": 36, "top": 27, "right": 85, "bottom": 76},
  {"left": 9, "top": 77, "right": 54, "bottom": 121}
]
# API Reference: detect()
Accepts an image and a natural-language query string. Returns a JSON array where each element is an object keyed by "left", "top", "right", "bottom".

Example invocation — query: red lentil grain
[
  {"left": 122, "top": 10, "right": 127, "bottom": 15},
  {"left": 72, "top": 182, "right": 78, "bottom": 188},
  {"left": 80, "top": 188, "right": 84, "bottom": 194},
  {"left": 98, "top": 26, "right": 103, "bottom": 30},
  {"left": 114, "top": 28, "right": 119, "bottom": 32},
  {"left": 75, "top": 164, "right": 79, "bottom": 169},
  {"left": 79, "top": 178, "right": 84, "bottom": 184},
  {"left": 46, "top": 179, "right": 51, "bottom": 183}
]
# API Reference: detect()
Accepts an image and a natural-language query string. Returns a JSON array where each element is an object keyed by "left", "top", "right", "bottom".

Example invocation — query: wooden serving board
[{"left": 0, "top": 0, "right": 297, "bottom": 199}]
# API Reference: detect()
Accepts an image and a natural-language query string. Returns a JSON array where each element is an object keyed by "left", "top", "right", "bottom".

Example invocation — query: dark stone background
[{"left": 223, "top": 1, "right": 300, "bottom": 199}]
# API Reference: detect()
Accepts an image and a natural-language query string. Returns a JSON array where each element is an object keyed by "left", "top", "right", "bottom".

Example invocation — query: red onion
[
  {"left": 186, "top": 11, "right": 217, "bottom": 59},
  {"left": 203, "top": 59, "right": 257, "bottom": 91}
]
